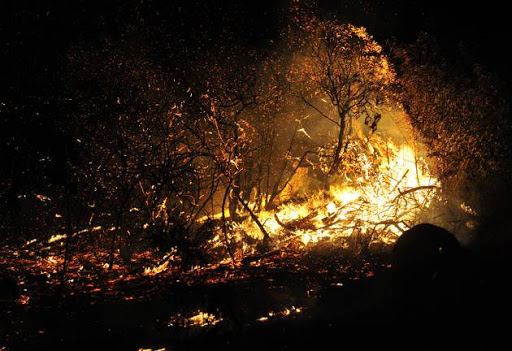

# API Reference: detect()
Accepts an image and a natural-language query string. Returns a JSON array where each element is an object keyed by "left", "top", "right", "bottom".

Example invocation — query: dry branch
[{"left": 392, "top": 185, "right": 440, "bottom": 202}]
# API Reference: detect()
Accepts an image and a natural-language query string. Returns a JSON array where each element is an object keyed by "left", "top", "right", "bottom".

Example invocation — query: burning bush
[{"left": 3, "top": 3, "right": 507, "bottom": 281}]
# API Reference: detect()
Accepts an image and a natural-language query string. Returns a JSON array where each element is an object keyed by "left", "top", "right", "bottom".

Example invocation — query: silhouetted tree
[{"left": 290, "top": 18, "right": 395, "bottom": 176}]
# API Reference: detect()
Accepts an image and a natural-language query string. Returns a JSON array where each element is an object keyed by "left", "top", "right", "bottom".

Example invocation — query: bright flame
[{"left": 209, "top": 130, "right": 440, "bottom": 258}]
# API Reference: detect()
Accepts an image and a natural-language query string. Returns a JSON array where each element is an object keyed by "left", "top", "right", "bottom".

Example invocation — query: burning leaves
[
  {"left": 0, "top": 226, "right": 390, "bottom": 308},
  {"left": 257, "top": 306, "right": 304, "bottom": 323},
  {"left": 168, "top": 311, "right": 223, "bottom": 328},
  {"left": 143, "top": 249, "right": 179, "bottom": 276}
]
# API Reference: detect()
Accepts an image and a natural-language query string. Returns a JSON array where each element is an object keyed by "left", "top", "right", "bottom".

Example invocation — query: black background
[{"left": 1, "top": 0, "right": 510, "bottom": 96}]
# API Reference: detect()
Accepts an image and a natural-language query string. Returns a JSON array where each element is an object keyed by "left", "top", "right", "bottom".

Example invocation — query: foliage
[{"left": 396, "top": 34, "right": 512, "bottom": 195}]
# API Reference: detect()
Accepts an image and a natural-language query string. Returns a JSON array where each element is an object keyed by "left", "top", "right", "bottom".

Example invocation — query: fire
[
  {"left": 48, "top": 234, "right": 67, "bottom": 243},
  {"left": 257, "top": 306, "right": 304, "bottom": 322},
  {"left": 17, "top": 294, "right": 30, "bottom": 305},
  {"left": 210, "top": 123, "right": 440, "bottom": 258},
  {"left": 168, "top": 311, "right": 223, "bottom": 328},
  {"left": 143, "top": 249, "right": 179, "bottom": 275}
]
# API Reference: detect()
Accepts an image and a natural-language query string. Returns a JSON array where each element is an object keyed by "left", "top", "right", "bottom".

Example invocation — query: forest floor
[{"left": 1, "top": 242, "right": 511, "bottom": 350}]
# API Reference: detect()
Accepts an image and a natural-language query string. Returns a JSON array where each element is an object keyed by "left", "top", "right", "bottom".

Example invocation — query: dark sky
[{"left": 1, "top": 0, "right": 510, "bottom": 93}]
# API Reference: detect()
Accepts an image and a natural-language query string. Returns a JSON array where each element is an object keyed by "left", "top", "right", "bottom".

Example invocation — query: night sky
[{"left": 1, "top": 0, "right": 510, "bottom": 98}]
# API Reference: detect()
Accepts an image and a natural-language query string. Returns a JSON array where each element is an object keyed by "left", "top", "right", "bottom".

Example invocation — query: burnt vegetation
[{"left": 1, "top": 0, "right": 512, "bottom": 349}]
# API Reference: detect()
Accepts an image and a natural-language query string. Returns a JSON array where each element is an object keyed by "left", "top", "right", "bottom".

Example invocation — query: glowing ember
[
  {"left": 143, "top": 260, "right": 170, "bottom": 275},
  {"left": 48, "top": 234, "right": 67, "bottom": 243},
  {"left": 168, "top": 311, "right": 223, "bottom": 328},
  {"left": 17, "top": 294, "right": 30, "bottom": 305},
  {"left": 257, "top": 306, "right": 304, "bottom": 322},
  {"left": 143, "top": 249, "right": 179, "bottom": 276}
]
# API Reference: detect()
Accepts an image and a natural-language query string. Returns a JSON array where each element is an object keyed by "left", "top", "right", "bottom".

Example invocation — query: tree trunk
[
  {"left": 229, "top": 179, "right": 241, "bottom": 222},
  {"left": 221, "top": 182, "right": 236, "bottom": 266},
  {"left": 328, "top": 109, "right": 347, "bottom": 176},
  {"left": 232, "top": 189, "right": 271, "bottom": 246}
]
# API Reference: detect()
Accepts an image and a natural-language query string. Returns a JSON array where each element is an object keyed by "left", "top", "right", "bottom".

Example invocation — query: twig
[
  {"left": 392, "top": 185, "right": 440, "bottom": 202},
  {"left": 391, "top": 169, "right": 409, "bottom": 193}
]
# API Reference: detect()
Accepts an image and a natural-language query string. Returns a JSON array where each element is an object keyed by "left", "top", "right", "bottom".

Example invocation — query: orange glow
[{"left": 207, "top": 120, "right": 440, "bottom": 259}]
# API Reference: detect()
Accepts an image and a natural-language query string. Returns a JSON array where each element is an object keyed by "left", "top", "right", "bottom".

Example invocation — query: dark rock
[{"left": 392, "top": 223, "right": 463, "bottom": 283}]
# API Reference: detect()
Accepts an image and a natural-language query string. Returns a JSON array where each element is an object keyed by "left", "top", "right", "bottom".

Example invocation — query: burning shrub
[
  {"left": 223, "top": 126, "right": 440, "bottom": 259},
  {"left": 289, "top": 16, "right": 396, "bottom": 177},
  {"left": 3, "top": 3, "right": 494, "bottom": 277}
]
